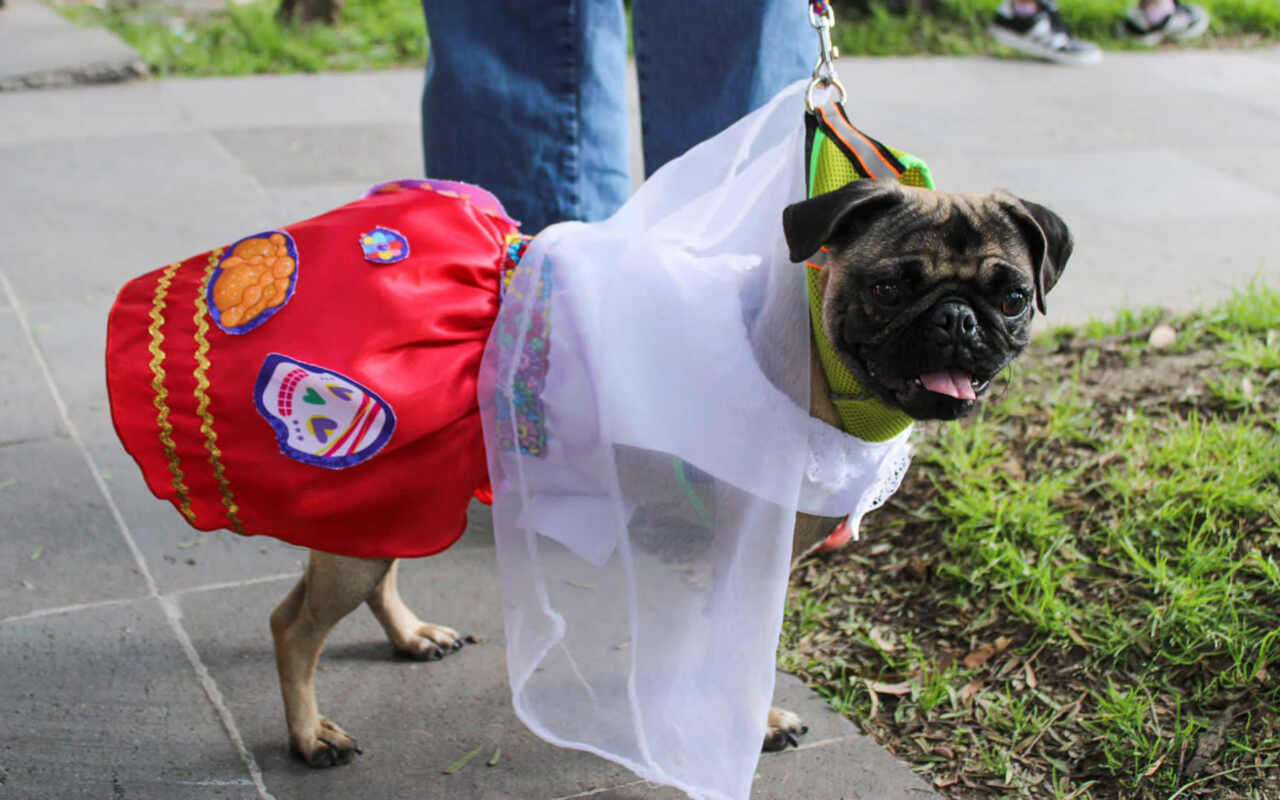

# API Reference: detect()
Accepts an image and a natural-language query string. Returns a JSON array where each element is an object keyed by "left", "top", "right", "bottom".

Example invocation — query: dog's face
[{"left": 784, "top": 180, "right": 1072, "bottom": 421}]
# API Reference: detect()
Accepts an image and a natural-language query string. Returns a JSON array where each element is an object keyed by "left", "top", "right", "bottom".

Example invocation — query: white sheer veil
[{"left": 478, "top": 80, "right": 911, "bottom": 800}]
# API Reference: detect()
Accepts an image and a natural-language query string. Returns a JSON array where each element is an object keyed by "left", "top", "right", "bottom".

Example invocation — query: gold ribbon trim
[
  {"left": 193, "top": 248, "right": 246, "bottom": 534},
  {"left": 148, "top": 262, "right": 197, "bottom": 524}
]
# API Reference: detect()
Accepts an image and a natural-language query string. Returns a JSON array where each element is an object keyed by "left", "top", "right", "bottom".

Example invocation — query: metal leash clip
[{"left": 805, "top": 0, "right": 848, "bottom": 112}]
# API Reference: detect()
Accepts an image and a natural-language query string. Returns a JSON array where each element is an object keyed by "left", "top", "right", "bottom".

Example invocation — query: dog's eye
[
  {"left": 871, "top": 282, "right": 904, "bottom": 306},
  {"left": 1001, "top": 289, "right": 1029, "bottom": 316}
]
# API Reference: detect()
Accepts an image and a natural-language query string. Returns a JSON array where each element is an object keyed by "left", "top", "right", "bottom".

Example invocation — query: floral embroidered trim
[
  {"left": 194, "top": 249, "right": 246, "bottom": 534},
  {"left": 495, "top": 235, "right": 550, "bottom": 457},
  {"left": 148, "top": 261, "right": 196, "bottom": 524},
  {"left": 500, "top": 233, "right": 532, "bottom": 299}
]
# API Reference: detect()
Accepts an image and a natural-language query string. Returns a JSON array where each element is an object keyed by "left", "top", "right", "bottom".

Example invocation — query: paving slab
[
  {"left": 162, "top": 73, "right": 417, "bottom": 129},
  {"left": 0, "top": 437, "right": 147, "bottom": 618},
  {"left": 177, "top": 548, "right": 932, "bottom": 800},
  {"left": 0, "top": 308, "right": 65, "bottom": 445},
  {"left": 0, "top": 80, "right": 194, "bottom": 146},
  {"left": 212, "top": 124, "right": 423, "bottom": 188},
  {"left": 0, "top": 133, "right": 275, "bottom": 308},
  {"left": 176, "top": 550, "right": 643, "bottom": 800},
  {"left": 0, "top": 0, "right": 146, "bottom": 91},
  {"left": 1048, "top": 210, "right": 1280, "bottom": 322},
  {"left": 0, "top": 599, "right": 254, "bottom": 799}
]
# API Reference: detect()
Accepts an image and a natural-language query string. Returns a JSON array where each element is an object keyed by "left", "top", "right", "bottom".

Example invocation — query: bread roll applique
[{"left": 209, "top": 231, "right": 298, "bottom": 334}]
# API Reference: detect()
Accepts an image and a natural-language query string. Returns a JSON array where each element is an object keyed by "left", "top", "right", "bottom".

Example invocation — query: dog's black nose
[{"left": 931, "top": 300, "right": 979, "bottom": 341}]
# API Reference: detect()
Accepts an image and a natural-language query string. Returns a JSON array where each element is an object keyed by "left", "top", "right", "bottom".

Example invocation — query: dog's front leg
[
  {"left": 270, "top": 551, "right": 392, "bottom": 766},
  {"left": 365, "top": 559, "right": 468, "bottom": 660}
]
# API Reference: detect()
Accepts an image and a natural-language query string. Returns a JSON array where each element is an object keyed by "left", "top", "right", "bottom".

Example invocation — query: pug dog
[
  {"left": 267, "top": 178, "right": 1071, "bottom": 765},
  {"left": 765, "top": 178, "right": 1072, "bottom": 750}
]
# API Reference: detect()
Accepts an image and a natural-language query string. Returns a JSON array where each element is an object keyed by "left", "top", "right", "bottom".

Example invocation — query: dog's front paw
[
  {"left": 291, "top": 717, "right": 362, "bottom": 767},
  {"left": 392, "top": 622, "right": 473, "bottom": 662},
  {"left": 762, "top": 706, "right": 808, "bottom": 752}
]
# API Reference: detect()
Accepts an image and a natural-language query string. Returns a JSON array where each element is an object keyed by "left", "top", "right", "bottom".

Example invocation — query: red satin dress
[{"left": 106, "top": 180, "right": 523, "bottom": 558}]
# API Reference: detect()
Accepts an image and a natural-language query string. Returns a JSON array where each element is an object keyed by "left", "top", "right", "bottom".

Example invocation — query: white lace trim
[{"left": 799, "top": 418, "right": 913, "bottom": 520}]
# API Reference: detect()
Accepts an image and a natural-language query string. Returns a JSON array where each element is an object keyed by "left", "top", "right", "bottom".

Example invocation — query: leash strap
[{"left": 801, "top": 5, "right": 936, "bottom": 442}]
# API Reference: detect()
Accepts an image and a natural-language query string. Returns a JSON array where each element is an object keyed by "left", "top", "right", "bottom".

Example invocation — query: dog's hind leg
[
  {"left": 270, "top": 551, "right": 391, "bottom": 767},
  {"left": 365, "top": 559, "right": 468, "bottom": 660}
]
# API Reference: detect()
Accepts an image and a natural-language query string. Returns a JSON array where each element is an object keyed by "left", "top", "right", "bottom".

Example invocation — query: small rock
[{"left": 1147, "top": 324, "right": 1177, "bottom": 349}]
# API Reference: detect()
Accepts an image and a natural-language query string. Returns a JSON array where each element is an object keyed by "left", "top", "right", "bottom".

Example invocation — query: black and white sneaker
[
  {"left": 988, "top": 0, "right": 1103, "bottom": 66},
  {"left": 1123, "top": 1, "right": 1210, "bottom": 45}
]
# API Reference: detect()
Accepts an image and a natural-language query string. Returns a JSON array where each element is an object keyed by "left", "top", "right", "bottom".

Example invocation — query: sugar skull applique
[
  {"left": 359, "top": 227, "right": 410, "bottom": 265},
  {"left": 208, "top": 231, "right": 299, "bottom": 334},
  {"left": 254, "top": 354, "right": 395, "bottom": 469}
]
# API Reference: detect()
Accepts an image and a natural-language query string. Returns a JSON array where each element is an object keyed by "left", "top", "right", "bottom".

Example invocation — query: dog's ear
[
  {"left": 996, "top": 192, "right": 1073, "bottom": 315},
  {"left": 782, "top": 179, "right": 903, "bottom": 263}
]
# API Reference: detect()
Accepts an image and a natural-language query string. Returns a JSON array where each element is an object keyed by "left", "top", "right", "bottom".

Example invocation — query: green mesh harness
[{"left": 804, "top": 102, "right": 936, "bottom": 442}]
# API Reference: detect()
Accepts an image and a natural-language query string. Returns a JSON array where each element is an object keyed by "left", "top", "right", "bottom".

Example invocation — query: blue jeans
[{"left": 420, "top": 1, "right": 813, "bottom": 233}]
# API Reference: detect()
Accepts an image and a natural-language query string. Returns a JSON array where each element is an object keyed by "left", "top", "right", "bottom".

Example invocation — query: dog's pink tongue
[{"left": 920, "top": 370, "right": 977, "bottom": 401}]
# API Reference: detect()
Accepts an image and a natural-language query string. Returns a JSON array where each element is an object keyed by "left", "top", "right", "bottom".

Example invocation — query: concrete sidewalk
[
  {"left": 2, "top": 17, "right": 1279, "bottom": 800},
  {"left": 0, "top": 0, "right": 146, "bottom": 90}
]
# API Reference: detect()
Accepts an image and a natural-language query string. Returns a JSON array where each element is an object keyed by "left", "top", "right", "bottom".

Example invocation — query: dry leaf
[
  {"left": 869, "top": 627, "right": 898, "bottom": 652},
  {"left": 1063, "top": 623, "right": 1090, "bottom": 650},
  {"left": 867, "top": 680, "right": 912, "bottom": 695},
  {"left": 1025, "top": 662, "right": 1038, "bottom": 689},
  {"left": 994, "top": 636, "right": 1012, "bottom": 653},
  {"left": 933, "top": 775, "right": 960, "bottom": 789},
  {"left": 963, "top": 644, "right": 995, "bottom": 669},
  {"left": 960, "top": 678, "right": 984, "bottom": 703},
  {"left": 1147, "top": 324, "right": 1176, "bottom": 349},
  {"left": 930, "top": 745, "right": 956, "bottom": 760}
]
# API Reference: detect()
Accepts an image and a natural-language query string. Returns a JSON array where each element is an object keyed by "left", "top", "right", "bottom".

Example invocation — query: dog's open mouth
[
  {"left": 917, "top": 370, "right": 990, "bottom": 401},
  {"left": 864, "top": 360, "right": 993, "bottom": 401}
]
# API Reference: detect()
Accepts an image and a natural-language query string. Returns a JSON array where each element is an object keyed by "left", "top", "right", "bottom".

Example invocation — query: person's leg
[
  {"left": 420, "top": 0, "right": 630, "bottom": 233},
  {"left": 631, "top": 1, "right": 812, "bottom": 177}
]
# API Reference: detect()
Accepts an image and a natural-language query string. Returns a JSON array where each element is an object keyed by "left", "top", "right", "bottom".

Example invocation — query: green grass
[
  {"left": 830, "top": 0, "right": 1280, "bottom": 57},
  {"left": 51, "top": 0, "right": 1280, "bottom": 78},
  {"left": 781, "top": 281, "right": 1280, "bottom": 797},
  {"left": 56, "top": 0, "right": 426, "bottom": 76}
]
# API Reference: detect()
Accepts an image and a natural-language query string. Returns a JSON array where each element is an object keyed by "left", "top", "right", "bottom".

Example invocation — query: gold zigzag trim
[
  {"left": 148, "top": 262, "right": 197, "bottom": 524},
  {"left": 193, "top": 248, "right": 246, "bottom": 535}
]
